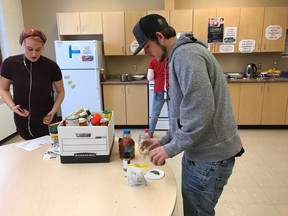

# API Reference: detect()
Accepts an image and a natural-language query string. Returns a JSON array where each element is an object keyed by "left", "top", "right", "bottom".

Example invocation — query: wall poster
[
  {"left": 265, "top": 25, "right": 282, "bottom": 40},
  {"left": 223, "top": 27, "right": 237, "bottom": 44},
  {"left": 238, "top": 39, "right": 256, "bottom": 53},
  {"left": 208, "top": 17, "right": 224, "bottom": 43}
]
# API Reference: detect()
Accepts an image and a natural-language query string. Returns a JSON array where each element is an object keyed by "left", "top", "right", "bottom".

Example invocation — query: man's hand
[{"left": 149, "top": 146, "right": 169, "bottom": 166}]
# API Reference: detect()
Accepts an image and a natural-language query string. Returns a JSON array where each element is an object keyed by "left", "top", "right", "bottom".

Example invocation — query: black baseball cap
[{"left": 132, "top": 14, "right": 168, "bottom": 55}]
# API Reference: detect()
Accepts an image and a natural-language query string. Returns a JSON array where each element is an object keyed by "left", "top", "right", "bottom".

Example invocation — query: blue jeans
[
  {"left": 182, "top": 153, "right": 235, "bottom": 216},
  {"left": 149, "top": 91, "right": 168, "bottom": 135}
]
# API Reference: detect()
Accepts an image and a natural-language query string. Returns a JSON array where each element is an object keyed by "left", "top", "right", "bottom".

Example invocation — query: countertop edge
[
  {"left": 227, "top": 77, "right": 288, "bottom": 83},
  {"left": 101, "top": 78, "right": 148, "bottom": 85}
]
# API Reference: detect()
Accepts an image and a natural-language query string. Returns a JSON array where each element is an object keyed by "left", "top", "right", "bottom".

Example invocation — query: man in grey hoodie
[{"left": 133, "top": 14, "right": 244, "bottom": 216}]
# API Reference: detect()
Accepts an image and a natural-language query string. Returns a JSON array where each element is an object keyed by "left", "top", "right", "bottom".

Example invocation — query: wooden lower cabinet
[
  {"left": 237, "top": 82, "right": 288, "bottom": 125},
  {"left": 102, "top": 84, "right": 148, "bottom": 126},
  {"left": 261, "top": 83, "right": 288, "bottom": 125},
  {"left": 286, "top": 103, "right": 288, "bottom": 125},
  {"left": 228, "top": 83, "right": 241, "bottom": 123},
  {"left": 238, "top": 83, "right": 264, "bottom": 125}
]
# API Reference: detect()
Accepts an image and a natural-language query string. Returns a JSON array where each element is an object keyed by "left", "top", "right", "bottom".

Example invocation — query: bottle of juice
[{"left": 119, "top": 129, "right": 135, "bottom": 159}]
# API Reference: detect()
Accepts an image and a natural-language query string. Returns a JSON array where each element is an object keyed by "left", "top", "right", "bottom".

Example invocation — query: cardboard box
[{"left": 58, "top": 111, "right": 115, "bottom": 163}]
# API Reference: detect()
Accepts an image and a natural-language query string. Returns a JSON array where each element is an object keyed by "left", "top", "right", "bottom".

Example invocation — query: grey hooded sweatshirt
[{"left": 160, "top": 33, "right": 243, "bottom": 162}]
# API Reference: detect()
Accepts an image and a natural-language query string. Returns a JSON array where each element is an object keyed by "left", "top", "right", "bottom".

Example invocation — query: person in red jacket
[{"left": 146, "top": 57, "right": 169, "bottom": 138}]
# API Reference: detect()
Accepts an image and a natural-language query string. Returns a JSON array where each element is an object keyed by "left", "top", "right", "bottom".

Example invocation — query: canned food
[
  {"left": 100, "top": 118, "right": 109, "bottom": 126},
  {"left": 79, "top": 117, "right": 88, "bottom": 126},
  {"left": 102, "top": 110, "right": 111, "bottom": 120},
  {"left": 66, "top": 115, "right": 79, "bottom": 126}
]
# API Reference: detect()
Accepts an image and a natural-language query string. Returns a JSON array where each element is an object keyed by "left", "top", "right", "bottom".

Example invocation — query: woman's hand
[
  {"left": 11, "top": 105, "right": 29, "bottom": 117},
  {"left": 43, "top": 111, "right": 55, "bottom": 125}
]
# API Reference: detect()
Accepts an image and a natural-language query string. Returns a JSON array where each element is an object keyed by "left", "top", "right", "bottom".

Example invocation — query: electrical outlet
[{"left": 133, "top": 65, "right": 137, "bottom": 72}]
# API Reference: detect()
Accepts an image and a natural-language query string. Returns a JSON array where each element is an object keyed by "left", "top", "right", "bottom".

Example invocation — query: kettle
[
  {"left": 244, "top": 63, "right": 257, "bottom": 78},
  {"left": 120, "top": 74, "right": 132, "bottom": 82}
]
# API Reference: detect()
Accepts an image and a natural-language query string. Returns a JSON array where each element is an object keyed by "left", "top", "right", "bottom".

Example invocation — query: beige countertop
[
  {"left": 102, "top": 76, "right": 288, "bottom": 85},
  {"left": 227, "top": 77, "right": 288, "bottom": 83},
  {"left": 102, "top": 77, "right": 148, "bottom": 85}
]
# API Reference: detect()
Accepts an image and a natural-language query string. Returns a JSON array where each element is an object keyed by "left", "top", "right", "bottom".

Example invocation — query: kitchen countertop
[
  {"left": 101, "top": 76, "right": 288, "bottom": 85},
  {"left": 227, "top": 77, "right": 288, "bottom": 83},
  {"left": 101, "top": 77, "right": 148, "bottom": 85}
]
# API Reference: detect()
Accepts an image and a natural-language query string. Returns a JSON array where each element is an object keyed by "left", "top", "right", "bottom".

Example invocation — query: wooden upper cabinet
[
  {"left": 79, "top": 12, "right": 102, "bottom": 34},
  {"left": 170, "top": 10, "right": 193, "bottom": 33},
  {"left": 261, "top": 7, "right": 288, "bottom": 52},
  {"left": 57, "top": 13, "right": 81, "bottom": 35},
  {"left": 124, "top": 11, "right": 147, "bottom": 56},
  {"left": 238, "top": 7, "right": 265, "bottom": 53},
  {"left": 102, "top": 11, "right": 126, "bottom": 55},
  {"left": 147, "top": 10, "right": 170, "bottom": 23},
  {"left": 193, "top": 8, "right": 217, "bottom": 53},
  {"left": 56, "top": 12, "right": 102, "bottom": 35},
  {"left": 214, "top": 8, "right": 240, "bottom": 54}
]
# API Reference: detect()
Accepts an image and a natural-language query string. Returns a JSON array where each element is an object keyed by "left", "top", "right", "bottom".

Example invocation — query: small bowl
[{"left": 131, "top": 74, "right": 146, "bottom": 80}]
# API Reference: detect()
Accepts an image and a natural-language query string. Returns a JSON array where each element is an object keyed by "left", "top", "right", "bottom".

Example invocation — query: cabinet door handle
[
  {"left": 82, "top": 25, "right": 85, "bottom": 33},
  {"left": 122, "top": 86, "right": 125, "bottom": 94}
]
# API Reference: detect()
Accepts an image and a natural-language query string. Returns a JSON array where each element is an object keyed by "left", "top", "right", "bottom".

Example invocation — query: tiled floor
[{"left": 2, "top": 129, "right": 288, "bottom": 216}]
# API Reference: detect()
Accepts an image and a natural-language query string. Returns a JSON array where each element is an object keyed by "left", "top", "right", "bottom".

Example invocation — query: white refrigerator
[{"left": 54, "top": 40, "right": 105, "bottom": 118}]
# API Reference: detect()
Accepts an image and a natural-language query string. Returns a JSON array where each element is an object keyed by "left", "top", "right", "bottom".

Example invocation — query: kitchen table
[{"left": 0, "top": 138, "right": 177, "bottom": 216}]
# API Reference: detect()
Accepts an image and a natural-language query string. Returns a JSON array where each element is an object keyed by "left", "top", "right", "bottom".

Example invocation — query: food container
[
  {"left": 102, "top": 110, "right": 111, "bottom": 120},
  {"left": 79, "top": 118, "right": 88, "bottom": 126},
  {"left": 66, "top": 115, "right": 79, "bottom": 126},
  {"left": 100, "top": 118, "right": 109, "bottom": 126}
]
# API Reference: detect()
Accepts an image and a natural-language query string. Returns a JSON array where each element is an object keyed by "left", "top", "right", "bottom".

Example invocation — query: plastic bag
[{"left": 127, "top": 164, "right": 149, "bottom": 187}]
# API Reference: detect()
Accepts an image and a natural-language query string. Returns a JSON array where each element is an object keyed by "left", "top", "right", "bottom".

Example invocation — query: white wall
[{"left": 0, "top": 0, "right": 24, "bottom": 59}]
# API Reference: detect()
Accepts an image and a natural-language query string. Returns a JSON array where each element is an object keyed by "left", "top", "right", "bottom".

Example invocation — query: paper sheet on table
[{"left": 16, "top": 135, "right": 51, "bottom": 151}]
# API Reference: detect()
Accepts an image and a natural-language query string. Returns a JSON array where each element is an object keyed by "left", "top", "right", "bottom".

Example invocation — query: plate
[
  {"left": 144, "top": 169, "right": 165, "bottom": 180},
  {"left": 131, "top": 74, "right": 146, "bottom": 80}
]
